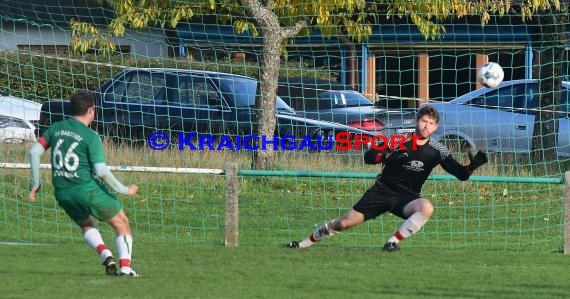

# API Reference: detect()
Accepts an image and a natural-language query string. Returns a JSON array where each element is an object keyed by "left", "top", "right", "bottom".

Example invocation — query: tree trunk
[
  {"left": 240, "top": 0, "right": 305, "bottom": 169},
  {"left": 253, "top": 28, "right": 282, "bottom": 169},
  {"left": 530, "top": 5, "right": 568, "bottom": 172}
]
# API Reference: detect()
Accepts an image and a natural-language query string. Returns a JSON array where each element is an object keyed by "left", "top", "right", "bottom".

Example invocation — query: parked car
[
  {"left": 427, "top": 79, "right": 570, "bottom": 157},
  {"left": 39, "top": 68, "right": 376, "bottom": 151},
  {"left": 0, "top": 93, "right": 41, "bottom": 143},
  {"left": 277, "top": 79, "right": 417, "bottom": 139},
  {"left": 0, "top": 115, "right": 37, "bottom": 144}
]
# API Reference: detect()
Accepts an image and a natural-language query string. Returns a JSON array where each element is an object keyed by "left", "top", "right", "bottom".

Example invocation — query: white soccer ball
[{"left": 477, "top": 62, "right": 504, "bottom": 88}]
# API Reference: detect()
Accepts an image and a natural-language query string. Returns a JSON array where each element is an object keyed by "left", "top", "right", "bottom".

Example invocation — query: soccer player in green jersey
[{"left": 28, "top": 90, "right": 139, "bottom": 277}]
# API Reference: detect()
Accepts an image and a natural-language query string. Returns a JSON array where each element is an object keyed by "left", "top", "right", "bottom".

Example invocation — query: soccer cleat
[
  {"left": 382, "top": 242, "right": 400, "bottom": 252},
  {"left": 102, "top": 256, "right": 118, "bottom": 276},
  {"left": 286, "top": 240, "right": 300, "bottom": 248},
  {"left": 119, "top": 268, "right": 140, "bottom": 278}
]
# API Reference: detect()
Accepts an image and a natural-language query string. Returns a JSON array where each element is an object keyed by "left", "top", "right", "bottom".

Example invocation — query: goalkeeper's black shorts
[{"left": 353, "top": 182, "right": 419, "bottom": 221}]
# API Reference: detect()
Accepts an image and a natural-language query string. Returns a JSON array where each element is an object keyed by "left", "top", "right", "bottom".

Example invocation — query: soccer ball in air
[{"left": 477, "top": 62, "right": 504, "bottom": 88}]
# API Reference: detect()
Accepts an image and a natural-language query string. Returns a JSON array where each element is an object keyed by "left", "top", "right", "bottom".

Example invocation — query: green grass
[{"left": 1, "top": 243, "right": 569, "bottom": 299}]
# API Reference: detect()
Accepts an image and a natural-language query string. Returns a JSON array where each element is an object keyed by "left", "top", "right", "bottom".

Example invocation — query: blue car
[{"left": 39, "top": 68, "right": 376, "bottom": 151}]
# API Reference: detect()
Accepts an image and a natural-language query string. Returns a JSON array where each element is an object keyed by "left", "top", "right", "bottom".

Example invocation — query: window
[
  {"left": 218, "top": 77, "right": 257, "bottom": 107},
  {"left": 176, "top": 78, "right": 199, "bottom": 106},
  {"left": 317, "top": 91, "right": 373, "bottom": 108},
  {"left": 104, "top": 79, "right": 127, "bottom": 103},
  {"left": 176, "top": 75, "right": 222, "bottom": 107},
  {"left": 122, "top": 72, "right": 166, "bottom": 104},
  {"left": 525, "top": 84, "right": 538, "bottom": 111},
  {"left": 469, "top": 84, "right": 531, "bottom": 113}
]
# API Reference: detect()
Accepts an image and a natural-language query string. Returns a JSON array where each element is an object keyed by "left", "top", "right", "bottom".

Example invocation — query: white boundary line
[
  {"left": 0, "top": 242, "right": 52, "bottom": 246},
  {"left": 0, "top": 163, "right": 224, "bottom": 175}
]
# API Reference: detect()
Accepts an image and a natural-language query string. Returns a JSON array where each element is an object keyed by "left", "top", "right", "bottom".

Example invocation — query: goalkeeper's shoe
[
  {"left": 286, "top": 240, "right": 300, "bottom": 248},
  {"left": 102, "top": 256, "right": 118, "bottom": 276},
  {"left": 382, "top": 242, "right": 400, "bottom": 252},
  {"left": 119, "top": 267, "right": 139, "bottom": 278}
]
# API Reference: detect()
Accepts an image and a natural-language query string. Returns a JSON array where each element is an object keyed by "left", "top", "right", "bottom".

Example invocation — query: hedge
[{"left": 0, "top": 51, "right": 334, "bottom": 103}]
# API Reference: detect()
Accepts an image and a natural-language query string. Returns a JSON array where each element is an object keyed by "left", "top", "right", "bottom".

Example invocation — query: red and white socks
[
  {"left": 83, "top": 228, "right": 112, "bottom": 262},
  {"left": 387, "top": 212, "right": 428, "bottom": 244},
  {"left": 116, "top": 235, "right": 134, "bottom": 273}
]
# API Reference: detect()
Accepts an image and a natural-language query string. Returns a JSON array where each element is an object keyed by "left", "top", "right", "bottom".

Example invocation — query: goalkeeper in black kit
[{"left": 287, "top": 105, "right": 488, "bottom": 251}]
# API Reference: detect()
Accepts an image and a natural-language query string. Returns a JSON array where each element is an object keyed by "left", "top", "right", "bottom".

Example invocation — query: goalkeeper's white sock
[
  {"left": 387, "top": 212, "right": 428, "bottom": 244},
  {"left": 116, "top": 235, "right": 134, "bottom": 271},
  {"left": 298, "top": 220, "right": 339, "bottom": 248},
  {"left": 83, "top": 228, "right": 113, "bottom": 262}
]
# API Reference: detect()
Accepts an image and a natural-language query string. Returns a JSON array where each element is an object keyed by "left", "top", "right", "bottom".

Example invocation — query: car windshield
[
  {"left": 218, "top": 77, "right": 296, "bottom": 114},
  {"left": 317, "top": 91, "right": 373, "bottom": 108}
]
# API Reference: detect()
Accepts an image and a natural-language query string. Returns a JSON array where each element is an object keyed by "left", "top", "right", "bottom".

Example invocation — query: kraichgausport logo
[{"left": 147, "top": 132, "right": 422, "bottom": 151}]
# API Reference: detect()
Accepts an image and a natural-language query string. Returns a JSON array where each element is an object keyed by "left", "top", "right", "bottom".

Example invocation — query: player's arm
[
  {"left": 88, "top": 134, "right": 137, "bottom": 196},
  {"left": 92, "top": 163, "right": 131, "bottom": 195},
  {"left": 28, "top": 136, "right": 50, "bottom": 202},
  {"left": 440, "top": 150, "right": 488, "bottom": 181}
]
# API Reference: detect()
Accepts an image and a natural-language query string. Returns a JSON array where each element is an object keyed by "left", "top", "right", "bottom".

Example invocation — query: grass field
[
  {"left": 1, "top": 243, "right": 569, "bottom": 298},
  {"left": 1, "top": 143, "right": 569, "bottom": 298}
]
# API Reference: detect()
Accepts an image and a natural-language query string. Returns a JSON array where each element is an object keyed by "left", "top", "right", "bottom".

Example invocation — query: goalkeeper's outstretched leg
[{"left": 287, "top": 209, "right": 365, "bottom": 248}]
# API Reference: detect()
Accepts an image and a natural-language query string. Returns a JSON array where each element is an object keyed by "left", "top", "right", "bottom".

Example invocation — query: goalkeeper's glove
[
  {"left": 364, "top": 148, "right": 409, "bottom": 165},
  {"left": 364, "top": 148, "right": 384, "bottom": 164},
  {"left": 467, "top": 150, "right": 488, "bottom": 172}
]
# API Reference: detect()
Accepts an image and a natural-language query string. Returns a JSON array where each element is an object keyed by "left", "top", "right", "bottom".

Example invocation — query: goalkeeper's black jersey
[{"left": 376, "top": 138, "right": 471, "bottom": 197}]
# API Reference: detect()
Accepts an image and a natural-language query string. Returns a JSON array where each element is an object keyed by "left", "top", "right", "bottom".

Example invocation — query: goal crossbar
[{"left": 1, "top": 163, "right": 563, "bottom": 184}]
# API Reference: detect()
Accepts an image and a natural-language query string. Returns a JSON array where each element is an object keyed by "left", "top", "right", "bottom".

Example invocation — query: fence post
[
  {"left": 563, "top": 171, "right": 570, "bottom": 254},
  {"left": 224, "top": 162, "right": 239, "bottom": 247}
]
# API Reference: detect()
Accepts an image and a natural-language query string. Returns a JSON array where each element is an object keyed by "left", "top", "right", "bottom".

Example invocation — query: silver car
[
  {"left": 278, "top": 86, "right": 417, "bottom": 139},
  {"left": 0, "top": 93, "right": 41, "bottom": 143},
  {"left": 427, "top": 79, "right": 570, "bottom": 157}
]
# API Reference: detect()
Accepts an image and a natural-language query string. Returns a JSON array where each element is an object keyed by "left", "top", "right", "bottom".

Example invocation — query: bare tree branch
[{"left": 280, "top": 19, "right": 307, "bottom": 39}]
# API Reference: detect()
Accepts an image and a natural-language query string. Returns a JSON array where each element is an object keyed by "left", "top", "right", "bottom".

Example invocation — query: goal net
[{"left": 0, "top": 1, "right": 568, "bottom": 252}]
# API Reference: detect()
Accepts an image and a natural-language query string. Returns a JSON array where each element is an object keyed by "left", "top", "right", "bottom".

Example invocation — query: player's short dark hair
[
  {"left": 416, "top": 105, "right": 439, "bottom": 123},
  {"left": 70, "top": 90, "right": 95, "bottom": 116}
]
